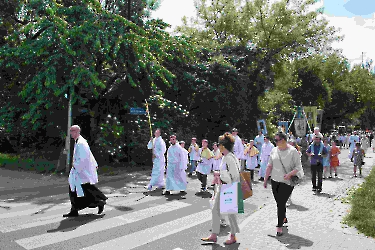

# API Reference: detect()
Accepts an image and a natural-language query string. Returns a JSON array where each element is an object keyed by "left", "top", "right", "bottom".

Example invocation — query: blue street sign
[{"left": 130, "top": 107, "right": 146, "bottom": 115}]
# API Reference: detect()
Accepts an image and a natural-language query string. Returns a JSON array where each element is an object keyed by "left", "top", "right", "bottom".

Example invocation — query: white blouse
[{"left": 268, "top": 145, "right": 304, "bottom": 185}]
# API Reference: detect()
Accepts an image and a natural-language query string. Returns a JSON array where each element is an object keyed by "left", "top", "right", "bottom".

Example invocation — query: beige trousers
[{"left": 211, "top": 185, "right": 240, "bottom": 235}]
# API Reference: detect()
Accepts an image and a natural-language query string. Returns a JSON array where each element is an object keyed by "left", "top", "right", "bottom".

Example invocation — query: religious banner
[
  {"left": 294, "top": 118, "right": 306, "bottom": 137},
  {"left": 257, "top": 119, "right": 267, "bottom": 135},
  {"left": 277, "top": 121, "right": 289, "bottom": 133},
  {"left": 303, "top": 106, "right": 317, "bottom": 129}
]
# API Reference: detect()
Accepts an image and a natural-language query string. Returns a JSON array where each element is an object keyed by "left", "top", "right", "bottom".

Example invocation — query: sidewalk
[{"left": 237, "top": 149, "right": 375, "bottom": 250}]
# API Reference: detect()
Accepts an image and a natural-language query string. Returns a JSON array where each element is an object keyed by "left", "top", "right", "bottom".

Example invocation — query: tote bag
[{"left": 219, "top": 182, "right": 244, "bottom": 214}]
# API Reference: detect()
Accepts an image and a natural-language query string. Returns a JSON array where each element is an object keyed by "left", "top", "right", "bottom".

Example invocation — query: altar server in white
[
  {"left": 259, "top": 135, "right": 274, "bottom": 181},
  {"left": 64, "top": 125, "right": 107, "bottom": 217},
  {"left": 146, "top": 128, "right": 167, "bottom": 191}
]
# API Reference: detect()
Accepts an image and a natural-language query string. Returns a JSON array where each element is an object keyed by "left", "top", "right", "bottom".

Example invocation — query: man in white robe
[
  {"left": 254, "top": 131, "right": 265, "bottom": 166},
  {"left": 146, "top": 128, "right": 166, "bottom": 191},
  {"left": 163, "top": 135, "right": 187, "bottom": 195},
  {"left": 231, "top": 128, "right": 244, "bottom": 169},
  {"left": 64, "top": 125, "right": 107, "bottom": 217},
  {"left": 259, "top": 135, "right": 274, "bottom": 181}
]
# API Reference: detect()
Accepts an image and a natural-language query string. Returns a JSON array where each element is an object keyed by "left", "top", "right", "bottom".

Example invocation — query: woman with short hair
[
  {"left": 201, "top": 132, "right": 241, "bottom": 245},
  {"left": 264, "top": 132, "right": 304, "bottom": 236}
]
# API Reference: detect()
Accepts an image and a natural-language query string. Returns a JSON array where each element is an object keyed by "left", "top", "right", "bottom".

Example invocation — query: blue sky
[
  {"left": 151, "top": 0, "right": 375, "bottom": 68},
  {"left": 324, "top": 0, "right": 375, "bottom": 18}
]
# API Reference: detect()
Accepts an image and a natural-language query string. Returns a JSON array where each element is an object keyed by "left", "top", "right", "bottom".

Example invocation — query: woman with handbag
[
  {"left": 264, "top": 132, "right": 304, "bottom": 236},
  {"left": 201, "top": 132, "right": 241, "bottom": 245}
]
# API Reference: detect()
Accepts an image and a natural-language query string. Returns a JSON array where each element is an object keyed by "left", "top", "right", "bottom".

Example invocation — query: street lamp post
[{"left": 64, "top": 86, "right": 73, "bottom": 173}]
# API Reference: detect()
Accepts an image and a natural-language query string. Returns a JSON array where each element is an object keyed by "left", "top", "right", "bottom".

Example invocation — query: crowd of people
[{"left": 63, "top": 124, "right": 373, "bottom": 245}]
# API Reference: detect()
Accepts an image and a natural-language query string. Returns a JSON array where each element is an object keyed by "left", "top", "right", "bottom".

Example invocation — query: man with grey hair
[{"left": 64, "top": 125, "right": 107, "bottom": 217}]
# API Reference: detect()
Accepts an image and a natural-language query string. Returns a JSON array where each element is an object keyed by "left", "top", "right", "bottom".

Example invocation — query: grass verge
[
  {"left": 342, "top": 165, "right": 375, "bottom": 237},
  {"left": 0, "top": 153, "right": 57, "bottom": 173}
]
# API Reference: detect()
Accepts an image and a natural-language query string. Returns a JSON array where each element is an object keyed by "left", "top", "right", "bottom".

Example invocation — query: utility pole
[{"left": 65, "top": 86, "right": 73, "bottom": 173}]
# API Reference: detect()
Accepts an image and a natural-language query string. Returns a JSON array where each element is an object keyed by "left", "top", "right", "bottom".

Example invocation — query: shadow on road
[
  {"left": 47, "top": 214, "right": 105, "bottom": 232},
  {"left": 268, "top": 227, "right": 314, "bottom": 249},
  {"left": 287, "top": 203, "right": 309, "bottom": 212}
]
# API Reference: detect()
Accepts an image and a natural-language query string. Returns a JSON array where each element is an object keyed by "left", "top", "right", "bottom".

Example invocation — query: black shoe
[
  {"left": 163, "top": 191, "right": 171, "bottom": 195},
  {"left": 98, "top": 203, "right": 105, "bottom": 214},
  {"left": 312, "top": 187, "right": 317, "bottom": 191},
  {"left": 317, "top": 189, "right": 322, "bottom": 193},
  {"left": 63, "top": 211, "right": 78, "bottom": 217},
  {"left": 180, "top": 191, "right": 187, "bottom": 195},
  {"left": 329, "top": 176, "right": 332, "bottom": 179},
  {"left": 259, "top": 177, "right": 264, "bottom": 181}
]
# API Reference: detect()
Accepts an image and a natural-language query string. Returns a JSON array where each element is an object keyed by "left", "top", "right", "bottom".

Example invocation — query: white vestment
[
  {"left": 254, "top": 134, "right": 264, "bottom": 164},
  {"left": 233, "top": 135, "right": 244, "bottom": 160},
  {"left": 147, "top": 136, "right": 166, "bottom": 188},
  {"left": 259, "top": 142, "right": 274, "bottom": 178},
  {"left": 69, "top": 135, "right": 99, "bottom": 195},
  {"left": 165, "top": 144, "right": 187, "bottom": 191}
]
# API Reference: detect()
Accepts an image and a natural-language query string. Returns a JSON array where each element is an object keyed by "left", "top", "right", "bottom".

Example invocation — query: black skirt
[{"left": 69, "top": 183, "right": 108, "bottom": 211}]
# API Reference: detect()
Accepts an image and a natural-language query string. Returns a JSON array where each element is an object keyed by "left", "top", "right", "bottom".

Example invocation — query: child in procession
[
  {"left": 352, "top": 142, "right": 365, "bottom": 177},
  {"left": 329, "top": 140, "right": 341, "bottom": 178}
]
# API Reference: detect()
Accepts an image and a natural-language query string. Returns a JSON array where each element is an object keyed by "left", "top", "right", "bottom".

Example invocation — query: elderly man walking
[
  {"left": 146, "top": 128, "right": 167, "bottom": 191},
  {"left": 63, "top": 125, "right": 107, "bottom": 217}
]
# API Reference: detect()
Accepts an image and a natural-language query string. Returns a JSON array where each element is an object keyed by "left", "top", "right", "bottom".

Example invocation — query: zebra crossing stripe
[
  {"left": 80, "top": 209, "right": 212, "bottom": 250},
  {"left": 0, "top": 195, "right": 161, "bottom": 233},
  {"left": 15, "top": 201, "right": 191, "bottom": 250}
]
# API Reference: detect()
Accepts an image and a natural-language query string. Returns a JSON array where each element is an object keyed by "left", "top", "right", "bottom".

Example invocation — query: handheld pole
[{"left": 145, "top": 99, "right": 153, "bottom": 160}]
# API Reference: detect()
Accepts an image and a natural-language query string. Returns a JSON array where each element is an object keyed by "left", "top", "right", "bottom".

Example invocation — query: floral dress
[{"left": 353, "top": 148, "right": 365, "bottom": 167}]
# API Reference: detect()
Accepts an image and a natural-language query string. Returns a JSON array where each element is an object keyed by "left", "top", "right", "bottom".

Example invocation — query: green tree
[{"left": 0, "top": 0, "right": 196, "bottom": 161}]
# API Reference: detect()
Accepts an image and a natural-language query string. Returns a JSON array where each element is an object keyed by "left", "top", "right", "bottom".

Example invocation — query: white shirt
[{"left": 268, "top": 145, "right": 304, "bottom": 185}]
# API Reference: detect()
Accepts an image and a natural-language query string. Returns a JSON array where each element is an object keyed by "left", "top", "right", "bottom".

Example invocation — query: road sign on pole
[{"left": 130, "top": 108, "right": 146, "bottom": 115}]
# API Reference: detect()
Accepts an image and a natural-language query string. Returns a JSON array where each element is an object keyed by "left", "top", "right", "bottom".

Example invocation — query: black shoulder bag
[{"left": 278, "top": 150, "right": 300, "bottom": 186}]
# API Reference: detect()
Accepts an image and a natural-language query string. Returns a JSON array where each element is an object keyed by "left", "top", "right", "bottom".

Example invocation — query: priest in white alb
[
  {"left": 64, "top": 125, "right": 107, "bottom": 217},
  {"left": 146, "top": 128, "right": 167, "bottom": 191},
  {"left": 163, "top": 135, "right": 187, "bottom": 195}
]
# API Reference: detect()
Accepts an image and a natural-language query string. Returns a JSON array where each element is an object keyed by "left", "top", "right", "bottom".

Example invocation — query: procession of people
[{"left": 64, "top": 122, "right": 372, "bottom": 245}]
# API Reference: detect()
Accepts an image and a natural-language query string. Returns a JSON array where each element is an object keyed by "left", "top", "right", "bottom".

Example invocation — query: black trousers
[
  {"left": 271, "top": 180, "right": 294, "bottom": 227},
  {"left": 69, "top": 183, "right": 108, "bottom": 211},
  {"left": 196, "top": 172, "right": 207, "bottom": 188},
  {"left": 311, "top": 163, "right": 323, "bottom": 189}
]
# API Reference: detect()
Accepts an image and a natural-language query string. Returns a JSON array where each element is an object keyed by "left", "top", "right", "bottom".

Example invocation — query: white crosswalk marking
[
  {"left": 80, "top": 209, "right": 212, "bottom": 250},
  {"left": 15, "top": 201, "right": 191, "bottom": 250},
  {"left": 0, "top": 194, "right": 160, "bottom": 233}
]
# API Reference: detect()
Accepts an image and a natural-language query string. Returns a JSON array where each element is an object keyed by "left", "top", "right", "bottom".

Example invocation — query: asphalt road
[{"left": 0, "top": 148, "right": 352, "bottom": 250}]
